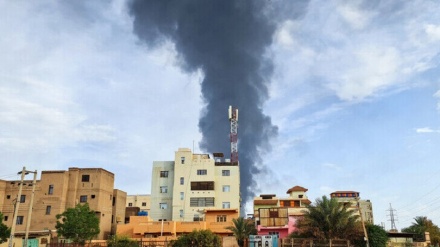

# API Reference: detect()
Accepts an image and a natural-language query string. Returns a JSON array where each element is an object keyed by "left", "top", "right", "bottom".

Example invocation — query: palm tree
[
  {"left": 225, "top": 217, "right": 257, "bottom": 247},
  {"left": 402, "top": 216, "right": 440, "bottom": 245},
  {"left": 295, "top": 195, "right": 362, "bottom": 240}
]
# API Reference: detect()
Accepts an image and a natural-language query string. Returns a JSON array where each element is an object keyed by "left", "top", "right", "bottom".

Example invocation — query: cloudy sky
[{"left": 1, "top": 0, "right": 440, "bottom": 230}]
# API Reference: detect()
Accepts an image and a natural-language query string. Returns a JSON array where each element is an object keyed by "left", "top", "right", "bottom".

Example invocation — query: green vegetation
[
  {"left": 402, "top": 216, "right": 440, "bottom": 246},
  {"left": 55, "top": 203, "right": 100, "bottom": 245},
  {"left": 292, "top": 196, "right": 362, "bottom": 241},
  {"left": 353, "top": 224, "right": 388, "bottom": 247},
  {"left": 225, "top": 217, "right": 257, "bottom": 247},
  {"left": 0, "top": 212, "right": 11, "bottom": 244},
  {"left": 171, "top": 229, "right": 221, "bottom": 247},
  {"left": 107, "top": 235, "right": 138, "bottom": 247}
]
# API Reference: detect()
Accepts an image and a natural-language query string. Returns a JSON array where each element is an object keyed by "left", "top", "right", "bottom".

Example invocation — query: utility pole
[
  {"left": 356, "top": 197, "right": 369, "bottom": 247},
  {"left": 9, "top": 167, "right": 27, "bottom": 247},
  {"left": 24, "top": 170, "right": 37, "bottom": 247}
]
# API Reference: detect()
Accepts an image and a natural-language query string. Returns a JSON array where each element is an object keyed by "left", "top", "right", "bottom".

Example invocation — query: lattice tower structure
[{"left": 228, "top": 106, "right": 239, "bottom": 165}]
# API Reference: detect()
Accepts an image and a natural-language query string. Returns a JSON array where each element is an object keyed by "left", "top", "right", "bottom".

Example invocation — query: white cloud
[
  {"left": 416, "top": 127, "right": 440, "bottom": 133},
  {"left": 322, "top": 162, "right": 341, "bottom": 171},
  {"left": 425, "top": 24, "right": 440, "bottom": 41},
  {"left": 337, "top": 1, "right": 375, "bottom": 30}
]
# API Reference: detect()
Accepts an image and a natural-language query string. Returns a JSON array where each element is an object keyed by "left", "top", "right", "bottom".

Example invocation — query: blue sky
[{"left": 1, "top": 0, "right": 440, "bottom": 230}]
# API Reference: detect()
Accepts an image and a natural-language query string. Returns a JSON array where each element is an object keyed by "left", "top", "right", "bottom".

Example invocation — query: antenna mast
[{"left": 228, "top": 106, "right": 239, "bottom": 165}]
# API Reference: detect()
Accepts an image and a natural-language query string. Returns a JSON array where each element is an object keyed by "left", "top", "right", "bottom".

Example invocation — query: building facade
[
  {"left": 0, "top": 167, "right": 126, "bottom": 240},
  {"left": 126, "top": 194, "right": 151, "bottom": 212},
  {"left": 253, "top": 185, "right": 311, "bottom": 238},
  {"left": 125, "top": 194, "right": 151, "bottom": 223},
  {"left": 149, "top": 148, "right": 240, "bottom": 222},
  {"left": 330, "top": 191, "right": 374, "bottom": 224}
]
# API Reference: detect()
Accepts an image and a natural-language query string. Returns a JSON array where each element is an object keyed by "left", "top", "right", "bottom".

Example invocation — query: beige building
[
  {"left": 125, "top": 194, "right": 151, "bottom": 223},
  {"left": 126, "top": 194, "right": 151, "bottom": 212},
  {"left": 149, "top": 148, "right": 240, "bottom": 222},
  {"left": 330, "top": 191, "right": 374, "bottom": 224},
  {"left": 0, "top": 167, "right": 126, "bottom": 240}
]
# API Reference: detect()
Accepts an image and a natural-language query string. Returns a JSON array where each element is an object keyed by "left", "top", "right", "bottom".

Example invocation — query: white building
[{"left": 150, "top": 148, "right": 240, "bottom": 222}]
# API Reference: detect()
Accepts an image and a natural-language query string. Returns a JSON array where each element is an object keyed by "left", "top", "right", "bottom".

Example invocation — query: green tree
[
  {"left": 0, "top": 212, "right": 11, "bottom": 244},
  {"left": 293, "top": 196, "right": 362, "bottom": 241},
  {"left": 55, "top": 203, "right": 100, "bottom": 245},
  {"left": 107, "top": 235, "right": 138, "bottom": 247},
  {"left": 402, "top": 216, "right": 440, "bottom": 246},
  {"left": 353, "top": 224, "right": 388, "bottom": 247},
  {"left": 225, "top": 217, "right": 257, "bottom": 247},
  {"left": 171, "top": 229, "right": 221, "bottom": 247}
]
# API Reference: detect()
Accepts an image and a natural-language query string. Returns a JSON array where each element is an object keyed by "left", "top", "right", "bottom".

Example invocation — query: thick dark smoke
[{"left": 128, "top": 0, "right": 305, "bottom": 207}]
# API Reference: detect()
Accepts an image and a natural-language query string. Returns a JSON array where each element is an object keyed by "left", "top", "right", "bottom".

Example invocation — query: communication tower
[{"left": 228, "top": 106, "right": 239, "bottom": 165}]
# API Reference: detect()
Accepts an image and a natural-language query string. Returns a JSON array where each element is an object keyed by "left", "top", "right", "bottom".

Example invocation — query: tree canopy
[
  {"left": 55, "top": 203, "right": 100, "bottom": 245},
  {"left": 292, "top": 195, "right": 362, "bottom": 241},
  {"left": 0, "top": 212, "right": 11, "bottom": 244},
  {"left": 225, "top": 217, "right": 257, "bottom": 247},
  {"left": 353, "top": 224, "right": 388, "bottom": 247},
  {"left": 402, "top": 216, "right": 440, "bottom": 245},
  {"left": 171, "top": 229, "right": 221, "bottom": 247}
]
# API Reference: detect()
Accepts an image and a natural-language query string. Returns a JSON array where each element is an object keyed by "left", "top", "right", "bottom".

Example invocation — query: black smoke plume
[{"left": 129, "top": 0, "right": 302, "bottom": 207}]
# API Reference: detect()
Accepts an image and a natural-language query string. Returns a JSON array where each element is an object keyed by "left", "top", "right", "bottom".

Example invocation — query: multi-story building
[
  {"left": 126, "top": 194, "right": 151, "bottom": 212},
  {"left": 125, "top": 194, "right": 151, "bottom": 223},
  {"left": 253, "top": 185, "right": 311, "bottom": 238},
  {"left": 0, "top": 167, "right": 126, "bottom": 240},
  {"left": 149, "top": 148, "right": 240, "bottom": 222},
  {"left": 330, "top": 191, "right": 374, "bottom": 224}
]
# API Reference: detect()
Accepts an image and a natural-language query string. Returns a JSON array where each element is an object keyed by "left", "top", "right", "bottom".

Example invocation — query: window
[
  {"left": 80, "top": 195, "right": 87, "bottom": 203},
  {"left": 160, "top": 186, "right": 168, "bottom": 193},
  {"left": 159, "top": 203, "right": 167, "bottom": 209},
  {"left": 191, "top": 181, "right": 214, "bottom": 190},
  {"left": 113, "top": 196, "right": 116, "bottom": 206},
  {"left": 48, "top": 185, "right": 54, "bottom": 195},
  {"left": 160, "top": 171, "right": 169, "bottom": 177},
  {"left": 222, "top": 202, "right": 230, "bottom": 209},
  {"left": 16, "top": 216, "right": 24, "bottom": 225},
  {"left": 222, "top": 185, "right": 230, "bottom": 192},
  {"left": 197, "top": 169, "right": 207, "bottom": 175},
  {"left": 142, "top": 202, "right": 147, "bottom": 206},
  {"left": 269, "top": 209, "right": 278, "bottom": 217},
  {"left": 181, "top": 157, "right": 185, "bottom": 164},
  {"left": 46, "top": 206, "right": 51, "bottom": 215},
  {"left": 4, "top": 216, "right": 8, "bottom": 221},
  {"left": 180, "top": 192, "right": 184, "bottom": 200},
  {"left": 128, "top": 203, "right": 133, "bottom": 206},
  {"left": 180, "top": 177, "right": 184, "bottom": 185},
  {"left": 91, "top": 195, "right": 95, "bottom": 199},
  {"left": 299, "top": 194, "right": 303, "bottom": 198},
  {"left": 179, "top": 210, "right": 184, "bottom": 218},
  {"left": 216, "top": 215, "right": 227, "bottom": 222},
  {"left": 190, "top": 197, "right": 215, "bottom": 207},
  {"left": 193, "top": 215, "right": 203, "bottom": 221},
  {"left": 6, "top": 195, "right": 10, "bottom": 199},
  {"left": 20, "top": 195, "right": 26, "bottom": 203},
  {"left": 269, "top": 232, "right": 280, "bottom": 238},
  {"left": 82, "top": 175, "right": 90, "bottom": 182},
  {"left": 222, "top": 170, "right": 230, "bottom": 176}
]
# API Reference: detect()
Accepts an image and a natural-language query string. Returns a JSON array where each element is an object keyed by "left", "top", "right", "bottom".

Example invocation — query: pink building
[{"left": 253, "top": 186, "right": 311, "bottom": 239}]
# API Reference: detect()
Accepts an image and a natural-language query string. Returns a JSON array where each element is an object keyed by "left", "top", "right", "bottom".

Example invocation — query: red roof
[{"left": 286, "top": 186, "right": 308, "bottom": 193}]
